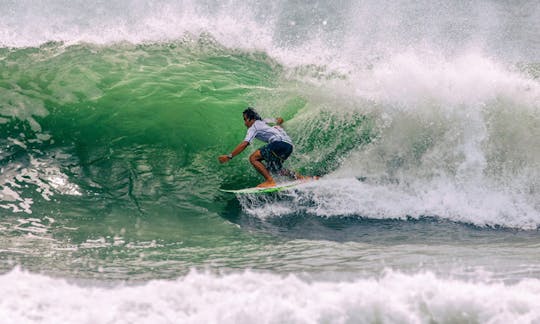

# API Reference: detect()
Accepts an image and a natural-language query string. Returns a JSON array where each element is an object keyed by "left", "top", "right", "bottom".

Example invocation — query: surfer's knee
[{"left": 249, "top": 150, "right": 262, "bottom": 164}]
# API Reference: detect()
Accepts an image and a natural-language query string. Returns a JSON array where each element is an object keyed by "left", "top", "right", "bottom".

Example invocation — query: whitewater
[{"left": 1, "top": 0, "right": 540, "bottom": 323}]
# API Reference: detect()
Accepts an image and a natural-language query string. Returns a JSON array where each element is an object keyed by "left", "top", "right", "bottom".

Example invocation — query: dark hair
[{"left": 243, "top": 107, "right": 262, "bottom": 121}]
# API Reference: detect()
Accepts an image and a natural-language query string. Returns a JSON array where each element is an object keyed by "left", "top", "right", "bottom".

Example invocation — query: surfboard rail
[{"left": 219, "top": 179, "right": 314, "bottom": 194}]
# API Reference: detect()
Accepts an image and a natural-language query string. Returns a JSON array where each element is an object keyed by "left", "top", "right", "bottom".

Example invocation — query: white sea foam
[
  {"left": 241, "top": 178, "right": 540, "bottom": 229},
  {"left": 0, "top": 151, "right": 81, "bottom": 214},
  {"left": 245, "top": 59, "right": 540, "bottom": 229},
  {"left": 254, "top": 50, "right": 540, "bottom": 230},
  {"left": 1, "top": 267, "right": 540, "bottom": 323}
]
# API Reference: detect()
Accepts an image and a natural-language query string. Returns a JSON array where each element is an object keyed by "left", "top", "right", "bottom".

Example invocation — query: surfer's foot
[{"left": 256, "top": 180, "right": 276, "bottom": 188}]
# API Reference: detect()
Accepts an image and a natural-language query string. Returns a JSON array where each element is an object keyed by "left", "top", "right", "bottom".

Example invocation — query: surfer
[{"left": 218, "top": 107, "right": 304, "bottom": 188}]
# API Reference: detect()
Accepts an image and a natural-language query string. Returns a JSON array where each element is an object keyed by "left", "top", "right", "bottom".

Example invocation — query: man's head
[{"left": 243, "top": 107, "right": 261, "bottom": 128}]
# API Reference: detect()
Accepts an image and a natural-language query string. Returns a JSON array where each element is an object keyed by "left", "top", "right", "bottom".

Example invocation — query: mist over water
[{"left": 2, "top": 0, "right": 540, "bottom": 322}]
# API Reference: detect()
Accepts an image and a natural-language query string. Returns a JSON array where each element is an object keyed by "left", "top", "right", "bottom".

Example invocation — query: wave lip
[{"left": 2, "top": 267, "right": 540, "bottom": 323}]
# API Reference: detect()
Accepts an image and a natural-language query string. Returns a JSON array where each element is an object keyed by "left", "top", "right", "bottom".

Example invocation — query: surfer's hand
[
  {"left": 218, "top": 155, "right": 230, "bottom": 163},
  {"left": 276, "top": 117, "right": 284, "bottom": 125}
]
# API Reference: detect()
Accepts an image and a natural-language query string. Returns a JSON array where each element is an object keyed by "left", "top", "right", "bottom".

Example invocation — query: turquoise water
[{"left": 1, "top": 0, "right": 540, "bottom": 322}]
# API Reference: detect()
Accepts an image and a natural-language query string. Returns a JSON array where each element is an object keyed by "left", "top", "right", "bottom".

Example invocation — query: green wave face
[
  {"left": 1, "top": 42, "right": 261, "bottom": 212},
  {"left": 0, "top": 41, "right": 374, "bottom": 250}
]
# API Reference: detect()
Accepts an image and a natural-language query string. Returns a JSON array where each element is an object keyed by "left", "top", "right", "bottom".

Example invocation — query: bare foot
[{"left": 256, "top": 180, "right": 276, "bottom": 188}]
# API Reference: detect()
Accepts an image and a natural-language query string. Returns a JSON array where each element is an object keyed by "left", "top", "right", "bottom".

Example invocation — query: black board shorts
[{"left": 259, "top": 141, "right": 293, "bottom": 172}]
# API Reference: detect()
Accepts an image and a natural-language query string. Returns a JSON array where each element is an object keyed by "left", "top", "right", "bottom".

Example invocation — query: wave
[
  {"left": 1, "top": 40, "right": 540, "bottom": 230},
  {"left": 0, "top": 41, "right": 284, "bottom": 215},
  {"left": 1, "top": 0, "right": 540, "bottom": 230},
  {"left": 2, "top": 267, "right": 540, "bottom": 323}
]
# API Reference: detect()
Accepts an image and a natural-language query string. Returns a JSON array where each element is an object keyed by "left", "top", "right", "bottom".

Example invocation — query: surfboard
[{"left": 219, "top": 179, "right": 313, "bottom": 194}]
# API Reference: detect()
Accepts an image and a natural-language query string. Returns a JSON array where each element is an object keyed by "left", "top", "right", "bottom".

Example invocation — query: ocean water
[{"left": 1, "top": 0, "right": 540, "bottom": 322}]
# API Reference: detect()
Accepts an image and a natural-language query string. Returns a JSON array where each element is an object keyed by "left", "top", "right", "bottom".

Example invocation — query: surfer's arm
[{"left": 218, "top": 141, "right": 249, "bottom": 164}]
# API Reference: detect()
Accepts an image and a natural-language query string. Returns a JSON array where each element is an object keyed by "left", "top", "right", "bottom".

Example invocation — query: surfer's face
[{"left": 243, "top": 114, "right": 255, "bottom": 128}]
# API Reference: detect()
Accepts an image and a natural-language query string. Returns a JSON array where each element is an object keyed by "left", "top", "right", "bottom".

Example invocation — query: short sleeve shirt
[{"left": 244, "top": 120, "right": 293, "bottom": 145}]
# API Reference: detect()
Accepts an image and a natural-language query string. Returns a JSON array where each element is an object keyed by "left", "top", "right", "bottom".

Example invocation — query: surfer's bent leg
[
  {"left": 249, "top": 150, "right": 276, "bottom": 188},
  {"left": 261, "top": 141, "right": 296, "bottom": 179}
]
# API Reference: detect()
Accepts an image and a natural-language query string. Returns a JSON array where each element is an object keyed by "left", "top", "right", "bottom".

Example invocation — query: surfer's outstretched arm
[{"left": 218, "top": 141, "right": 249, "bottom": 163}]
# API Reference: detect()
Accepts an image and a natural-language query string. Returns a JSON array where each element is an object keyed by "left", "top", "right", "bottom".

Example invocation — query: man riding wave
[{"left": 218, "top": 107, "right": 310, "bottom": 188}]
